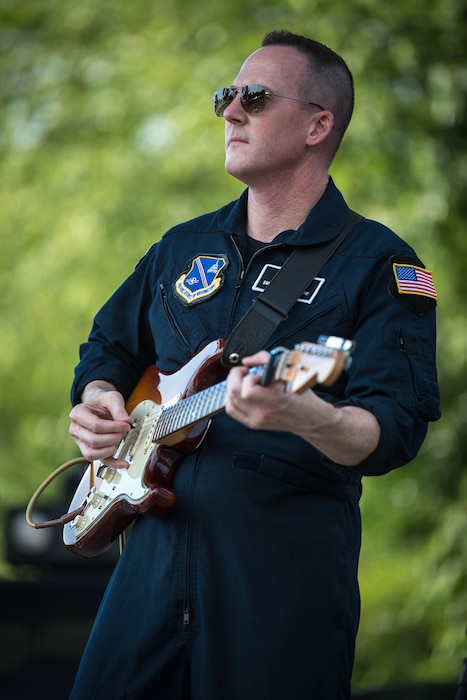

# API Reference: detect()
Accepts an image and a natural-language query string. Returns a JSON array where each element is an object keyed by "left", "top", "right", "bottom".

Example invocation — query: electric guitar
[{"left": 63, "top": 336, "right": 353, "bottom": 557}]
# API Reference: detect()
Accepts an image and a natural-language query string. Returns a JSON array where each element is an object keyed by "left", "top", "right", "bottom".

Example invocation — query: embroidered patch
[
  {"left": 174, "top": 254, "right": 228, "bottom": 305},
  {"left": 393, "top": 263, "right": 437, "bottom": 300},
  {"left": 252, "top": 264, "right": 325, "bottom": 304},
  {"left": 389, "top": 256, "right": 437, "bottom": 315}
]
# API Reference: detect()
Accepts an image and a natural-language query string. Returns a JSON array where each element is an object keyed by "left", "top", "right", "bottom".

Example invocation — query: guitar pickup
[
  {"left": 88, "top": 491, "right": 108, "bottom": 509},
  {"left": 97, "top": 465, "right": 119, "bottom": 484}
]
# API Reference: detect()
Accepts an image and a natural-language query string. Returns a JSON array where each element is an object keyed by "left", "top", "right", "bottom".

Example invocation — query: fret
[{"left": 153, "top": 380, "right": 228, "bottom": 442}]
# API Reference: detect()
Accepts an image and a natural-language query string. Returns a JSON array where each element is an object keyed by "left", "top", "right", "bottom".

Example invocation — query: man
[{"left": 68, "top": 30, "right": 440, "bottom": 700}]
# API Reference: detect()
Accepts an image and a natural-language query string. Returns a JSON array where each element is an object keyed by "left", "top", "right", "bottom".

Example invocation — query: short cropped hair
[{"left": 262, "top": 30, "right": 354, "bottom": 160}]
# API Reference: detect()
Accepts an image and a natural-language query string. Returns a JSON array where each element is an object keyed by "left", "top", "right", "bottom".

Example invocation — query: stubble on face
[{"left": 224, "top": 46, "right": 314, "bottom": 187}]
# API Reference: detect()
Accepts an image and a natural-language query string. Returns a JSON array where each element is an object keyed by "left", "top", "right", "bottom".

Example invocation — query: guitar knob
[{"left": 71, "top": 513, "right": 89, "bottom": 533}]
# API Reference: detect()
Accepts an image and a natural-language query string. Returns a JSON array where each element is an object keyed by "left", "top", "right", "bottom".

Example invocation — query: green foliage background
[{"left": 0, "top": 0, "right": 465, "bottom": 688}]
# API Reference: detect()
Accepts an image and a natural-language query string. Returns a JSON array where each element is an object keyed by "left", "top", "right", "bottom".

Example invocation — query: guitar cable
[
  {"left": 25, "top": 457, "right": 128, "bottom": 556},
  {"left": 25, "top": 457, "right": 89, "bottom": 530}
]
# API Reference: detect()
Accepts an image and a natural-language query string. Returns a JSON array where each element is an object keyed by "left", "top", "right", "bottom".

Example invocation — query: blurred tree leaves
[{"left": 0, "top": 0, "right": 465, "bottom": 688}]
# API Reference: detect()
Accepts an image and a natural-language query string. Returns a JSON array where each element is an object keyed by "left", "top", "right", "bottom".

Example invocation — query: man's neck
[{"left": 245, "top": 171, "right": 329, "bottom": 243}]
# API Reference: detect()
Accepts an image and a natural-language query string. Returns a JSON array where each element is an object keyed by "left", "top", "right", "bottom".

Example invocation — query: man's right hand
[{"left": 69, "top": 381, "right": 134, "bottom": 468}]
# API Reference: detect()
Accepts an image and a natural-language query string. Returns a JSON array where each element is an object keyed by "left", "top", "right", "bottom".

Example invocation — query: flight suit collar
[{"left": 217, "top": 177, "right": 350, "bottom": 247}]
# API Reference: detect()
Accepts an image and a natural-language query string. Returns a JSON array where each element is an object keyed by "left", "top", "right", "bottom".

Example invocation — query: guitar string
[
  {"left": 153, "top": 380, "right": 228, "bottom": 442},
  {"left": 151, "top": 361, "right": 280, "bottom": 443},
  {"left": 149, "top": 346, "right": 334, "bottom": 444},
  {"left": 128, "top": 411, "right": 157, "bottom": 458}
]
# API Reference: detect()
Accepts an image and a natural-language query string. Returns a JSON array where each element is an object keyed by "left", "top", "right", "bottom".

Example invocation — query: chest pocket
[
  {"left": 149, "top": 275, "right": 222, "bottom": 370},
  {"left": 266, "top": 279, "right": 352, "bottom": 350}
]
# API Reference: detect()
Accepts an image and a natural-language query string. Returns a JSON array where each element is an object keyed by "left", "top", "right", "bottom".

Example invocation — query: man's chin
[{"left": 225, "top": 159, "right": 251, "bottom": 184}]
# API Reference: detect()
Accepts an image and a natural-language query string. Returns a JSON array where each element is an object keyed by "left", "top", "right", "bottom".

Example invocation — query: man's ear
[{"left": 306, "top": 110, "right": 335, "bottom": 146}]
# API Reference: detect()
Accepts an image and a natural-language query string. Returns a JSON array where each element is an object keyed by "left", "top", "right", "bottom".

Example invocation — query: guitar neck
[
  {"left": 154, "top": 379, "right": 228, "bottom": 441},
  {"left": 149, "top": 336, "right": 353, "bottom": 444}
]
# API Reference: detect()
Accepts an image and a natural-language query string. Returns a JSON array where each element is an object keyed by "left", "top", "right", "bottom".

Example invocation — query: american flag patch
[{"left": 393, "top": 263, "right": 437, "bottom": 300}]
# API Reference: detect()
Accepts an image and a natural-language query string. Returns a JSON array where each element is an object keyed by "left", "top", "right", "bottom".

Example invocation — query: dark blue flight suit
[{"left": 69, "top": 178, "right": 440, "bottom": 700}]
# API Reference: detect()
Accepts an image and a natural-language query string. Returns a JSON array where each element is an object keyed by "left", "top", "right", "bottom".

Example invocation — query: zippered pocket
[
  {"left": 384, "top": 326, "right": 440, "bottom": 418},
  {"left": 159, "top": 281, "right": 193, "bottom": 351}
]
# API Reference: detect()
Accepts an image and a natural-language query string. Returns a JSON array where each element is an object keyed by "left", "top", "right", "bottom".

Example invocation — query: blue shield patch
[{"left": 174, "top": 254, "right": 229, "bottom": 305}]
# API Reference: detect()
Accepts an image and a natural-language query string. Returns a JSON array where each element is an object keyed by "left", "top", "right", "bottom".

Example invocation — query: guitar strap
[{"left": 221, "top": 209, "right": 362, "bottom": 367}]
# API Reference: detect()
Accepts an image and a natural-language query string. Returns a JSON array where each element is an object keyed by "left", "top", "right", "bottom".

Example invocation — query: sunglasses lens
[
  {"left": 241, "top": 85, "right": 267, "bottom": 114},
  {"left": 213, "top": 88, "right": 235, "bottom": 117},
  {"left": 213, "top": 85, "right": 268, "bottom": 116}
]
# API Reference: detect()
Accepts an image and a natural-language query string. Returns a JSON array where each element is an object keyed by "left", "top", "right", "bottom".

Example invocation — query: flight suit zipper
[
  {"left": 160, "top": 281, "right": 192, "bottom": 350},
  {"left": 226, "top": 235, "right": 284, "bottom": 333},
  {"left": 179, "top": 238, "right": 285, "bottom": 627},
  {"left": 181, "top": 450, "right": 202, "bottom": 627}
]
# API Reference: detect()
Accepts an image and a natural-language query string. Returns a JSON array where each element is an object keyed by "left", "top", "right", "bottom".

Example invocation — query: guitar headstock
[{"left": 265, "top": 336, "right": 355, "bottom": 394}]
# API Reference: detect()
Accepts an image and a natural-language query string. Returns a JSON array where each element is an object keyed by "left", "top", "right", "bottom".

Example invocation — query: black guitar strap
[{"left": 221, "top": 209, "right": 362, "bottom": 367}]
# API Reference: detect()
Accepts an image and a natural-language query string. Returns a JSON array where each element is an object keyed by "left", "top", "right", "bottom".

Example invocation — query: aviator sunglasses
[{"left": 213, "top": 84, "right": 325, "bottom": 117}]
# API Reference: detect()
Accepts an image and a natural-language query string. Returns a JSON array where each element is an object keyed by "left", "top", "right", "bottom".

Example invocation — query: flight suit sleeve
[
  {"left": 336, "top": 253, "right": 440, "bottom": 476},
  {"left": 71, "top": 248, "right": 159, "bottom": 405}
]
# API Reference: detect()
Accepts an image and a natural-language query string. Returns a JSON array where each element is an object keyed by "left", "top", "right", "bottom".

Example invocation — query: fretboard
[{"left": 153, "top": 380, "right": 229, "bottom": 441}]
